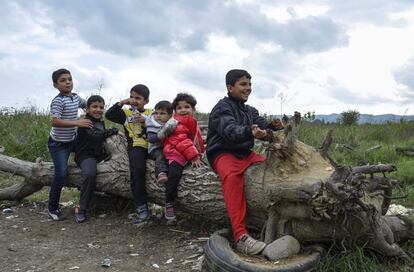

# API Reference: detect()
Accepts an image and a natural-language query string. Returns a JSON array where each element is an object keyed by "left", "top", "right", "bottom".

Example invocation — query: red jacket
[{"left": 162, "top": 115, "right": 205, "bottom": 166}]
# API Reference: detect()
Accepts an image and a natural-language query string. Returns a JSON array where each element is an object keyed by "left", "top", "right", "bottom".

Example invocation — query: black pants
[
  {"left": 165, "top": 161, "right": 184, "bottom": 203},
  {"left": 79, "top": 158, "right": 97, "bottom": 212},
  {"left": 149, "top": 147, "right": 168, "bottom": 176},
  {"left": 128, "top": 146, "right": 148, "bottom": 207}
]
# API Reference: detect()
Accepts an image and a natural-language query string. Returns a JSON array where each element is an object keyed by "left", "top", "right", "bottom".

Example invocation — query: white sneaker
[{"left": 236, "top": 234, "right": 266, "bottom": 255}]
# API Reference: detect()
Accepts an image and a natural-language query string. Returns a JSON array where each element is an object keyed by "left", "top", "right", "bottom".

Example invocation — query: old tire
[{"left": 202, "top": 229, "right": 325, "bottom": 272}]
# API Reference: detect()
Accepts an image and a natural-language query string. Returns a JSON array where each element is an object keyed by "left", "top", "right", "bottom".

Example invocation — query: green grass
[{"left": 0, "top": 106, "right": 51, "bottom": 161}]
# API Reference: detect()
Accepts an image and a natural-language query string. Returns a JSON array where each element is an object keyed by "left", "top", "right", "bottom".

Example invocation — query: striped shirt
[{"left": 49, "top": 93, "right": 86, "bottom": 142}]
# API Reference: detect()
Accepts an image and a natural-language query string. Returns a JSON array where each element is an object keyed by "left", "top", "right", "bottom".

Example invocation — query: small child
[
  {"left": 162, "top": 93, "right": 205, "bottom": 221},
  {"left": 105, "top": 84, "right": 152, "bottom": 224},
  {"left": 145, "top": 100, "right": 175, "bottom": 183},
  {"left": 73, "top": 95, "right": 118, "bottom": 223},
  {"left": 47, "top": 68, "right": 93, "bottom": 221}
]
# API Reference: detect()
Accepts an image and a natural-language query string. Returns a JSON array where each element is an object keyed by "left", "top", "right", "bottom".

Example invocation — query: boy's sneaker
[
  {"left": 74, "top": 205, "right": 86, "bottom": 223},
  {"left": 133, "top": 204, "right": 150, "bottom": 225},
  {"left": 236, "top": 234, "right": 266, "bottom": 255},
  {"left": 74, "top": 211, "right": 86, "bottom": 223},
  {"left": 164, "top": 202, "right": 176, "bottom": 221},
  {"left": 48, "top": 209, "right": 65, "bottom": 221},
  {"left": 157, "top": 172, "right": 168, "bottom": 183}
]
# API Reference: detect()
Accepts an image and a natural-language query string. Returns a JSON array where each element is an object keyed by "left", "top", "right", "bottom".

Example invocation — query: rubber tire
[{"left": 202, "top": 229, "right": 325, "bottom": 272}]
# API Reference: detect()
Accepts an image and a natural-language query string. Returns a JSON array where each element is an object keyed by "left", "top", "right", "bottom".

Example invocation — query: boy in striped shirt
[{"left": 47, "top": 68, "right": 93, "bottom": 221}]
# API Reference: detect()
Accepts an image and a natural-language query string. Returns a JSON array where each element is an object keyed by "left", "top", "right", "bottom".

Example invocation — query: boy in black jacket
[
  {"left": 74, "top": 95, "right": 118, "bottom": 223},
  {"left": 206, "top": 69, "right": 283, "bottom": 255}
]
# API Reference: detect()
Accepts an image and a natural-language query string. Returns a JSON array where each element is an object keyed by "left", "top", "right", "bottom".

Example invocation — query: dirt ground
[{"left": 0, "top": 201, "right": 210, "bottom": 272}]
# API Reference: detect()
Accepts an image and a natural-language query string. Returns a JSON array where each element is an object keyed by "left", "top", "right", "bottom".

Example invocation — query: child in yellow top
[{"left": 105, "top": 84, "right": 152, "bottom": 224}]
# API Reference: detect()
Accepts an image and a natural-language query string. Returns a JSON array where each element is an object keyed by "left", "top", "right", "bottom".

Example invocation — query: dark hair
[
  {"left": 225, "top": 69, "right": 251, "bottom": 86},
  {"left": 87, "top": 95, "right": 105, "bottom": 107},
  {"left": 172, "top": 93, "right": 197, "bottom": 110},
  {"left": 130, "top": 84, "right": 150, "bottom": 99},
  {"left": 154, "top": 100, "right": 173, "bottom": 114},
  {"left": 52, "top": 68, "right": 71, "bottom": 84}
]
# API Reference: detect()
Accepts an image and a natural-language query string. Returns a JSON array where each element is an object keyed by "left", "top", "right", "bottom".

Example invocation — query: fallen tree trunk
[
  {"left": 0, "top": 129, "right": 412, "bottom": 259},
  {"left": 396, "top": 146, "right": 414, "bottom": 156},
  {"left": 0, "top": 135, "right": 227, "bottom": 220}
]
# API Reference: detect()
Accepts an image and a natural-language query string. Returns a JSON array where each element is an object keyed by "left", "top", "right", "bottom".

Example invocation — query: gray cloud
[
  {"left": 327, "top": 78, "right": 389, "bottom": 105},
  {"left": 9, "top": 0, "right": 348, "bottom": 57},
  {"left": 265, "top": 0, "right": 413, "bottom": 26},
  {"left": 393, "top": 58, "right": 414, "bottom": 100}
]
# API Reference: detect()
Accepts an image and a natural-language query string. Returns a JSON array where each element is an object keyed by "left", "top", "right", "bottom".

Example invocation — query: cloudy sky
[{"left": 1, "top": 0, "right": 414, "bottom": 115}]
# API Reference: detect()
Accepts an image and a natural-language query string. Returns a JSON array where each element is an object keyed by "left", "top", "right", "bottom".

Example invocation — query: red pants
[{"left": 213, "top": 152, "right": 265, "bottom": 241}]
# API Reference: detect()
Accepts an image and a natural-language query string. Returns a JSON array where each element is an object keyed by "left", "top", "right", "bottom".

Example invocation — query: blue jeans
[{"left": 48, "top": 137, "right": 73, "bottom": 211}]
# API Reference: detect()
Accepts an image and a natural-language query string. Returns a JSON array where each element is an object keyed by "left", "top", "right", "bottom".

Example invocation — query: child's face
[
  {"left": 227, "top": 75, "right": 251, "bottom": 102},
  {"left": 86, "top": 101, "right": 105, "bottom": 119},
  {"left": 175, "top": 101, "right": 195, "bottom": 116},
  {"left": 154, "top": 108, "right": 172, "bottom": 123},
  {"left": 54, "top": 73, "right": 73, "bottom": 95},
  {"left": 130, "top": 91, "right": 149, "bottom": 110}
]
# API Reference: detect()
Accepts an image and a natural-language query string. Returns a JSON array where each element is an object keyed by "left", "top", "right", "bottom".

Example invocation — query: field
[{"left": 0, "top": 107, "right": 413, "bottom": 271}]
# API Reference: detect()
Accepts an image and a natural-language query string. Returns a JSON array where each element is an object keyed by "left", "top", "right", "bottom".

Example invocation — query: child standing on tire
[
  {"left": 73, "top": 95, "right": 118, "bottom": 223},
  {"left": 105, "top": 84, "right": 152, "bottom": 225},
  {"left": 206, "top": 69, "right": 283, "bottom": 255},
  {"left": 162, "top": 93, "right": 205, "bottom": 222},
  {"left": 47, "top": 68, "right": 93, "bottom": 221}
]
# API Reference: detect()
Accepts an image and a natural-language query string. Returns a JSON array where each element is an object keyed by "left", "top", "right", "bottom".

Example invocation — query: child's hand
[
  {"left": 191, "top": 157, "right": 204, "bottom": 168},
  {"left": 118, "top": 130, "right": 126, "bottom": 140},
  {"left": 77, "top": 118, "right": 93, "bottom": 128},
  {"left": 271, "top": 118, "right": 284, "bottom": 130},
  {"left": 136, "top": 114, "right": 146, "bottom": 124},
  {"left": 119, "top": 98, "right": 139, "bottom": 106},
  {"left": 251, "top": 124, "right": 267, "bottom": 139}
]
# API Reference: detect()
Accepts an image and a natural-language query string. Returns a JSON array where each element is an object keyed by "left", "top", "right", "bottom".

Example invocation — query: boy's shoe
[
  {"left": 48, "top": 209, "right": 65, "bottom": 221},
  {"left": 236, "top": 234, "right": 266, "bottom": 255},
  {"left": 74, "top": 211, "right": 86, "bottom": 223},
  {"left": 157, "top": 172, "right": 168, "bottom": 183},
  {"left": 133, "top": 204, "right": 150, "bottom": 225},
  {"left": 164, "top": 202, "right": 176, "bottom": 221}
]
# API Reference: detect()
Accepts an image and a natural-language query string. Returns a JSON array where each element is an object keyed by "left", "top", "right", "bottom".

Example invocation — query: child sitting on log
[
  {"left": 145, "top": 100, "right": 175, "bottom": 183},
  {"left": 206, "top": 69, "right": 283, "bottom": 255},
  {"left": 162, "top": 93, "right": 205, "bottom": 222},
  {"left": 73, "top": 95, "right": 118, "bottom": 223}
]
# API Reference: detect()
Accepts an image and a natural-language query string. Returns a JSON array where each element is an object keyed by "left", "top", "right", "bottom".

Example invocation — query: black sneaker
[
  {"left": 133, "top": 204, "right": 150, "bottom": 225},
  {"left": 75, "top": 211, "right": 86, "bottom": 223},
  {"left": 48, "top": 209, "right": 65, "bottom": 221}
]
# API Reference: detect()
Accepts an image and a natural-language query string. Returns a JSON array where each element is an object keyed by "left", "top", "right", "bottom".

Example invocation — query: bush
[{"left": 340, "top": 110, "right": 360, "bottom": 126}]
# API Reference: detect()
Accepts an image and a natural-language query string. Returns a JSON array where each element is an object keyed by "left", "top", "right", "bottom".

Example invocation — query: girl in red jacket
[{"left": 162, "top": 93, "right": 205, "bottom": 221}]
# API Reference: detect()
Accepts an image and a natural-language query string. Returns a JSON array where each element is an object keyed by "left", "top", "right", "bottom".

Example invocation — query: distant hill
[{"left": 314, "top": 114, "right": 414, "bottom": 124}]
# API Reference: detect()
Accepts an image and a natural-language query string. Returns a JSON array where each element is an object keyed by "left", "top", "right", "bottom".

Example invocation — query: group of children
[
  {"left": 48, "top": 68, "right": 205, "bottom": 225},
  {"left": 47, "top": 68, "right": 282, "bottom": 256}
]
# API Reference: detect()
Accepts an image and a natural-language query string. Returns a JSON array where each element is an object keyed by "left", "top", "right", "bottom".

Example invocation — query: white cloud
[{"left": 0, "top": 0, "right": 414, "bottom": 116}]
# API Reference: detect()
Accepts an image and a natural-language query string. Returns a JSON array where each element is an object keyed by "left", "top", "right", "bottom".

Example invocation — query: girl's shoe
[
  {"left": 164, "top": 202, "right": 176, "bottom": 221},
  {"left": 157, "top": 172, "right": 168, "bottom": 183}
]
